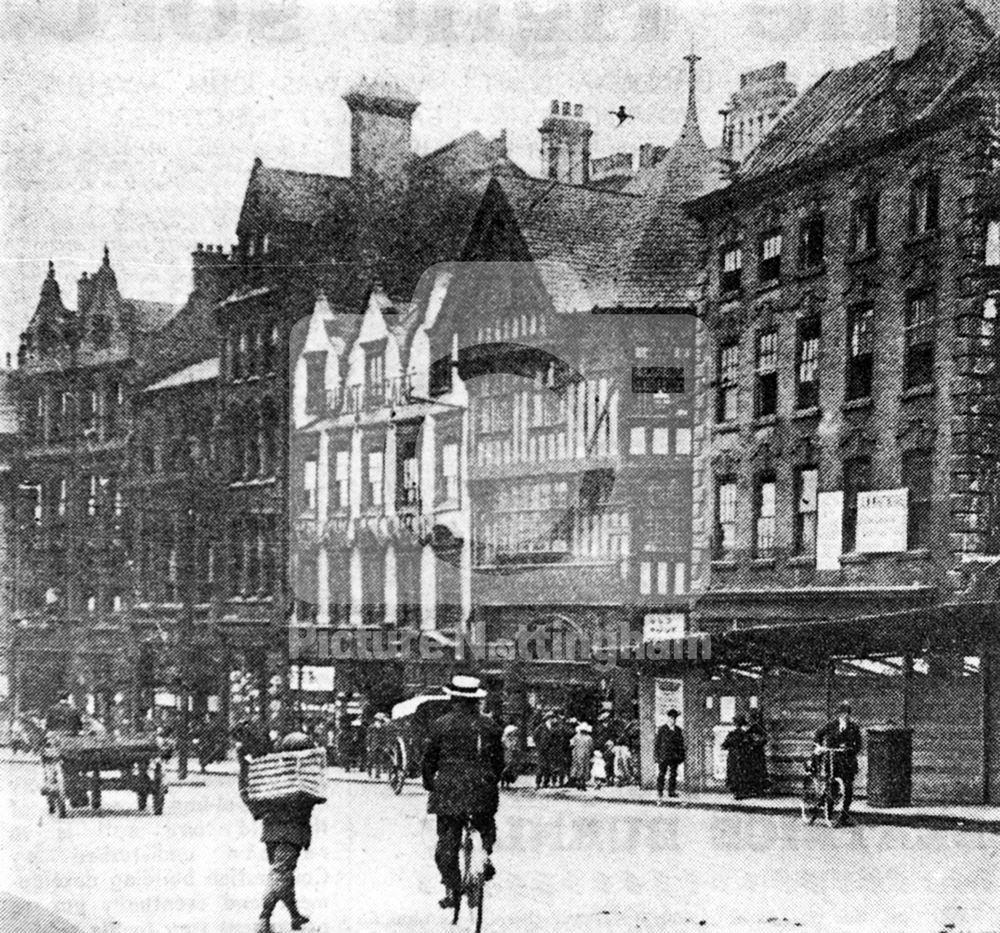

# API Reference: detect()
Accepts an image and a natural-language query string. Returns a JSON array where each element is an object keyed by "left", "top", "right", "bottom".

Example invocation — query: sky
[{"left": 0, "top": 0, "right": 897, "bottom": 363}]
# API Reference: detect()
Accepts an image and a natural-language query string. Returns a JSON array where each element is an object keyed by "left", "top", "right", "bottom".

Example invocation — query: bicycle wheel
[
  {"left": 825, "top": 778, "right": 844, "bottom": 826},
  {"left": 389, "top": 739, "right": 406, "bottom": 795},
  {"left": 453, "top": 826, "right": 472, "bottom": 926}
]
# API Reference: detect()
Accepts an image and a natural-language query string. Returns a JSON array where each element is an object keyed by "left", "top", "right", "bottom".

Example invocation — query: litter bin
[{"left": 866, "top": 726, "right": 912, "bottom": 807}]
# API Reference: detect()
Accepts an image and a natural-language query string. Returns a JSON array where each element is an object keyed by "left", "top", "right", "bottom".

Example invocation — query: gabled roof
[
  {"left": 739, "top": 27, "right": 998, "bottom": 183},
  {"left": 237, "top": 160, "right": 353, "bottom": 233},
  {"left": 143, "top": 357, "right": 219, "bottom": 393},
  {"left": 127, "top": 298, "right": 181, "bottom": 333}
]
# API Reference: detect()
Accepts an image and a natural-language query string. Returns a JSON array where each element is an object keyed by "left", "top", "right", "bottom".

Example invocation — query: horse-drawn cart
[{"left": 41, "top": 736, "right": 167, "bottom": 818}]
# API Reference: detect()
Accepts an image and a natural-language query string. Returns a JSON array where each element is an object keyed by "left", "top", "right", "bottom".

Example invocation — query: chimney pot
[
  {"left": 573, "top": 103, "right": 583, "bottom": 118},
  {"left": 197, "top": 242, "right": 204, "bottom": 251},
  {"left": 5, "top": 353, "right": 11, "bottom": 369},
  {"left": 551, "top": 99, "right": 559, "bottom": 114},
  {"left": 562, "top": 101, "right": 570, "bottom": 115}
]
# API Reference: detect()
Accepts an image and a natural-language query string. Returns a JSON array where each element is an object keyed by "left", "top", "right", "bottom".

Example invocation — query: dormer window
[
  {"left": 798, "top": 214, "right": 825, "bottom": 269},
  {"left": 850, "top": 196, "right": 879, "bottom": 254},
  {"left": 909, "top": 174, "right": 940, "bottom": 236},
  {"left": 720, "top": 242, "right": 743, "bottom": 293},
  {"left": 759, "top": 230, "right": 783, "bottom": 283}
]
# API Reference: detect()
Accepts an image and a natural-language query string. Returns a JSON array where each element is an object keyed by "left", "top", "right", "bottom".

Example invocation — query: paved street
[{"left": 1, "top": 759, "right": 998, "bottom": 933}]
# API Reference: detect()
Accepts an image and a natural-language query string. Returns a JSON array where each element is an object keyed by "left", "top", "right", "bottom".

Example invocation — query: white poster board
[
  {"left": 654, "top": 678, "right": 684, "bottom": 727},
  {"left": 643, "top": 613, "right": 686, "bottom": 642},
  {"left": 290, "top": 665, "right": 336, "bottom": 692},
  {"left": 816, "top": 491, "right": 844, "bottom": 570},
  {"left": 856, "top": 488, "right": 908, "bottom": 553}
]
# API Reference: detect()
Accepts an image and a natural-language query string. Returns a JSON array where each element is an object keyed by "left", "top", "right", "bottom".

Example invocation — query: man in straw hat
[{"left": 422, "top": 675, "right": 504, "bottom": 909}]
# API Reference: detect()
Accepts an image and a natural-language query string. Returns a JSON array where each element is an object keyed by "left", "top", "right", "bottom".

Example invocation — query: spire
[
  {"left": 676, "top": 47, "right": 706, "bottom": 153},
  {"left": 103, "top": 244, "right": 110, "bottom": 266}
]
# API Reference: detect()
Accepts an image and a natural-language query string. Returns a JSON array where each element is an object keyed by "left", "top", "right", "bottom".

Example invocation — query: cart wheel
[
  {"left": 152, "top": 761, "right": 165, "bottom": 815},
  {"left": 388, "top": 739, "right": 406, "bottom": 795},
  {"left": 91, "top": 769, "right": 102, "bottom": 811}
]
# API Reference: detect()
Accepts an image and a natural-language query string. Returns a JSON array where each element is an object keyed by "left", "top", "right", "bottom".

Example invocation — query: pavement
[
  {"left": 5, "top": 748, "right": 1000, "bottom": 833},
  {"left": 1, "top": 757, "right": 998, "bottom": 933}
]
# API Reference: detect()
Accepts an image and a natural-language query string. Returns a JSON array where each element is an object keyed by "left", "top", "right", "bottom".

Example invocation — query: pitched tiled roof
[
  {"left": 740, "top": 29, "right": 997, "bottom": 182},
  {"left": 143, "top": 357, "right": 219, "bottom": 393},
  {"left": 238, "top": 162, "right": 353, "bottom": 232},
  {"left": 126, "top": 298, "right": 181, "bottom": 332}
]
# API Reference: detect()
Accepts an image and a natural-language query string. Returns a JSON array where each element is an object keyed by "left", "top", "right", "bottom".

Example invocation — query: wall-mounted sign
[
  {"left": 816, "top": 491, "right": 844, "bottom": 570},
  {"left": 643, "top": 613, "right": 687, "bottom": 642},
  {"left": 857, "top": 488, "right": 909, "bottom": 553},
  {"left": 654, "top": 677, "right": 684, "bottom": 727}
]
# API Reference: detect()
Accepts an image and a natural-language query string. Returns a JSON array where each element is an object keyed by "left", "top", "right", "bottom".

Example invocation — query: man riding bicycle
[
  {"left": 812, "top": 700, "right": 863, "bottom": 827},
  {"left": 422, "top": 675, "right": 504, "bottom": 910}
]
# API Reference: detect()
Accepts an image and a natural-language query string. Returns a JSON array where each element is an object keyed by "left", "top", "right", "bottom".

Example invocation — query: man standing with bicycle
[
  {"left": 813, "top": 700, "right": 863, "bottom": 827},
  {"left": 422, "top": 675, "right": 504, "bottom": 910}
]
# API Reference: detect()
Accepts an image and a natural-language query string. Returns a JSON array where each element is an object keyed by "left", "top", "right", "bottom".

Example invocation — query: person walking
[
  {"left": 569, "top": 722, "right": 595, "bottom": 790},
  {"left": 422, "top": 675, "right": 504, "bottom": 909},
  {"left": 533, "top": 713, "right": 555, "bottom": 788},
  {"left": 654, "top": 709, "right": 686, "bottom": 802},
  {"left": 746, "top": 709, "right": 770, "bottom": 797},
  {"left": 244, "top": 731, "right": 318, "bottom": 933},
  {"left": 722, "top": 714, "right": 751, "bottom": 800},
  {"left": 813, "top": 701, "right": 863, "bottom": 827},
  {"left": 501, "top": 724, "right": 521, "bottom": 788}
]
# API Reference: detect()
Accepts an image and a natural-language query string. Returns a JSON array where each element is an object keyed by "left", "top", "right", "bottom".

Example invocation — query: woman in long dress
[{"left": 569, "top": 722, "right": 595, "bottom": 790}]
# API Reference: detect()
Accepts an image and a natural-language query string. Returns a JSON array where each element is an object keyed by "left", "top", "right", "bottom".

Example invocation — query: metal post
[{"left": 176, "top": 484, "right": 197, "bottom": 782}]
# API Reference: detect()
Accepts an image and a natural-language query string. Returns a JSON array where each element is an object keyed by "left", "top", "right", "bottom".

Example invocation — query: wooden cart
[{"left": 41, "top": 736, "right": 167, "bottom": 818}]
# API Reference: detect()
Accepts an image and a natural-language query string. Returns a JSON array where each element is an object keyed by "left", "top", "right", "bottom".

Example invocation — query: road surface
[{"left": 1, "top": 759, "right": 997, "bottom": 933}]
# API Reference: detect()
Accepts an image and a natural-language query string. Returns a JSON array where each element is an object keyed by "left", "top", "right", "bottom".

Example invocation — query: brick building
[{"left": 685, "top": 1, "right": 1000, "bottom": 803}]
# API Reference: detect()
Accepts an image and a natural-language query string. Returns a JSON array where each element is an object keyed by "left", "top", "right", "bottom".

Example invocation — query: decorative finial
[
  {"left": 48, "top": 260, "right": 55, "bottom": 276},
  {"left": 103, "top": 244, "right": 110, "bottom": 265}
]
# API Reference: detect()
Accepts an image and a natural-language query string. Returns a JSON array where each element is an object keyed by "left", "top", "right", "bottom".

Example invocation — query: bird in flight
[{"left": 610, "top": 105, "right": 634, "bottom": 126}]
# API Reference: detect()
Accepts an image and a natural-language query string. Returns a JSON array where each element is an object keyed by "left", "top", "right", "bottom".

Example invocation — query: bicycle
[
  {"left": 801, "top": 746, "right": 847, "bottom": 827},
  {"left": 451, "top": 815, "right": 491, "bottom": 932}
]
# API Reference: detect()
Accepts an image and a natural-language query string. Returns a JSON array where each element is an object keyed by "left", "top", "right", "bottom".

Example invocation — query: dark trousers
[
  {"left": 657, "top": 760, "right": 680, "bottom": 797},
  {"left": 261, "top": 842, "right": 301, "bottom": 920},
  {"left": 435, "top": 814, "right": 497, "bottom": 891},
  {"left": 840, "top": 772, "right": 855, "bottom": 815}
]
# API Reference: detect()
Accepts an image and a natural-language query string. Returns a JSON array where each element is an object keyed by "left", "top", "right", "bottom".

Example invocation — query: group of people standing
[{"left": 531, "top": 711, "right": 638, "bottom": 791}]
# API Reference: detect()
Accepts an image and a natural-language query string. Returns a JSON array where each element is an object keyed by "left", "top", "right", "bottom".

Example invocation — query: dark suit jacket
[
  {"left": 260, "top": 798, "right": 315, "bottom": 849},
  {"left": 654, "top": 724, "right": 686, "bottom": 765},
  {"left": 422, "top": 706, "right": 504, "bottom": 816},
  {"left": 813, "top": 719, "right": 863, "bottom": 775}
]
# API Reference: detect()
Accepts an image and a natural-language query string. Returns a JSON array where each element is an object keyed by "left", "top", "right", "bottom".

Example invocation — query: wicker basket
[{"left": 246, "top": 747, "right": 327, "bottom": 804}]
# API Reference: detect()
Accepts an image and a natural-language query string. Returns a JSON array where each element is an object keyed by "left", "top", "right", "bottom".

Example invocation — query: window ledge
[
  {"left": 903, "top": 230, "right": 940, "bottom": 249},
  {"left": 787, "top": 555, "right": 816, "bottom": 567},
  {"left": 839, "top": 551, "right": 869, "bottom": 565},
  {"left": 715, "top": 421, "right": 740, "bottom": 435},
  {"left": 756, "top": 280, "right": 782, "bottom": 295},
  {"left": 842, "top": 397, "right": 873, "bottom": 412},
  {"left": 896, "top": 548, "right": 931, "bottom": 561},
  {"left": 750, "top": 557, "right": 777, "bottom": 569},
  {"left": 711, "top": 559, "right": 738, "bottom": 571},
  {"left": 792, "top": 407, "right": 821, "bottom": 421},
  {"left": 846, "top": 248, "right": 880, "bottom": 265},
  {"left": 720, "top": 288, "right": 743, "bottom": 302},
  {"left": 753, "top": 415, "right": 779, "bottom": 429},
  {"left": 795, "top": 263, "right": 827, "bottom": 281},
  {"left": 901, "top": 384, "right": 934, "bottom": 402}
]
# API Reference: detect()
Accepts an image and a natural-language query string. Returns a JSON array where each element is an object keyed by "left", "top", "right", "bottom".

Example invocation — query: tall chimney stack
[{"left": 343, "top": 77, "right": 420, "bottom": 187}]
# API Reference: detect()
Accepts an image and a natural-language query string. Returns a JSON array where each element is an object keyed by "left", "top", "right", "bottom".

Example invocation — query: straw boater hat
[
  {"left": 577, "top": 722, "right": 592, "bottom": 734},
  {"left": 443, "top": 675, "right": 487, "bottom": 699}
]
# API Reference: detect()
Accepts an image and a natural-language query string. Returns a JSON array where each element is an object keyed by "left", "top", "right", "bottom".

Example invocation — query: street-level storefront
[{"left": 673, "top": 586, "right": 1000, "bottom": 805}]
